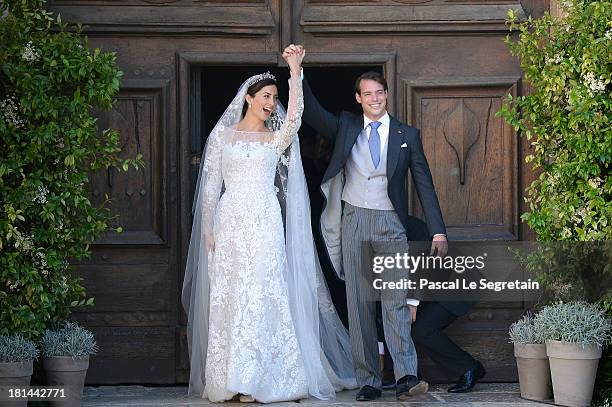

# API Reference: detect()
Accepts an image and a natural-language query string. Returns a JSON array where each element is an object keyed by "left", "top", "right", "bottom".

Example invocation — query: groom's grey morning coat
[{"left": 302, "top": 77, "right": 446, "bottom": 281}]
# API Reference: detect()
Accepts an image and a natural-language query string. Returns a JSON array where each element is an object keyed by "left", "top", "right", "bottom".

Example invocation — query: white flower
[
  {"left": 12, "top": 231, "right": 34, "bottom": 252},
  {"left": 561, "top": 227, "right": 572, "bottom": 238},
  {"left": 0, "top": 96, "right": 24, "bottom": 128},
  {"left": 583, "top": 72, "right": 606, "bottom": 96},
  {"left": 546, "top": 53, "right": 563, "bottom": 65},
  {"left": 34, "top": 251, "right": 48, "bottom": 268},
  {"left": 548, "top": 172, "right": 561, "bottom": 186},
  {"left": 21, "top": 41, "right": 40, "bottom": 62},
  {"left": 572, "top": 207, "right": 589, "bottom": 224},
  {"left": 605, "top": 29, "right": 612, "bottom": 40},
  {"left": 34, "top": 185, "right": 49, "bottom": 204},
  {"left": 41, "top": 269, "right": 49, "bottom": 276},
  {"left": 587, "top": 177, "right": 603, "bottom": 189},
  {"left": 6, "top": 279, "right": 19, "bottom": 291}
]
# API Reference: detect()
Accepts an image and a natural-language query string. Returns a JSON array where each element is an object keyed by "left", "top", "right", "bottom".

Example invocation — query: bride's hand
[
  {"left": 283, "top": 44, "right": 305, "bottom": 76},
  {"left": 205, "top": 235, "right": 215, "bottom": 253},
  {"left": 282, "top": 44, "right": 296, "bottom": 64}
]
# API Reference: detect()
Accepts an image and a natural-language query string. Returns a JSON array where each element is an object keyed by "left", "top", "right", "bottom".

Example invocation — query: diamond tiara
[{"left": 247, "top": 71, "right": 277, "bottom": 86}]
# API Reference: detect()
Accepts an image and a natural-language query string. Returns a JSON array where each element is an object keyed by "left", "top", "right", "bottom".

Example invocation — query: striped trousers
[{"left": 341, "top": 202, "right": 418, "bottom": 388}]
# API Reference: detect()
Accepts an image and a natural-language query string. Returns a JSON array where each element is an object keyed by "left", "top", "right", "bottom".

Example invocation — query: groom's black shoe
[
  {"left": 447, "top": 360, "right": 486, "bottom": 393},
  {"left": 396, "top": 375, "right": 429, "bottom": 400},
  {"left": 356, "top": 385, "right": 382, "bottom": 401}
]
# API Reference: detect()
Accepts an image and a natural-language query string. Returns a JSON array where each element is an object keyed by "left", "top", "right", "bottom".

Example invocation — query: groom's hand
[
  {"left": 408, "top": 305, "right": 417, "bottom": 323},
  {"left": 430, "top": 235, "right": 448, "bottom": 257},
  {"left": 282, "top": 44, "right": 300, "bottom": 61}
]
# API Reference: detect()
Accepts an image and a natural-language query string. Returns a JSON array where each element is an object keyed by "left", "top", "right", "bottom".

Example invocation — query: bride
[{"left": 181, "top": 45, "right": 356, "bottom": 403}]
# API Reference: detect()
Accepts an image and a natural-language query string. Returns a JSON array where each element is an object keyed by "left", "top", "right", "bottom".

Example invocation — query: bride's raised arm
[
  {"left": 274, "top": 72, "right": 303, "bottom": 153},
  {"left": 274, "top": 45, "right": 305, "bottom": 153}
]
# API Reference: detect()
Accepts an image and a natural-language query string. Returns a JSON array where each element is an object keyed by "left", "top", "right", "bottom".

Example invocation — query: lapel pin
[{"left": 398, "top": 130, "right": 402, "bottom": 134}]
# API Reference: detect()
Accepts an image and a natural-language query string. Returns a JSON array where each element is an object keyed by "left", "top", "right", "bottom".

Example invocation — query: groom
[{"left": 284, "top": 46, "right": 447, "bottom": 401}]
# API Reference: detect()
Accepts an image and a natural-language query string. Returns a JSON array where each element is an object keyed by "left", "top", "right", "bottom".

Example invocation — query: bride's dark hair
[{"left": 241, "top": 77, "right": 278, "bottom": 117}]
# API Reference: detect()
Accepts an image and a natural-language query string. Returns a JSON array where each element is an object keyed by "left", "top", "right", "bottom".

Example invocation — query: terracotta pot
[
  {"left": 546, "top": 340, "right": 602, "bottom": 407},
  {"left": 514, "top": 343, "right": 552, "bottom": 401},
  {"left": 43, "top": 356, "right": 89, "bottom": 407},
  {"left": 0, "top": 360, "right": 33, "bottom": 407}
]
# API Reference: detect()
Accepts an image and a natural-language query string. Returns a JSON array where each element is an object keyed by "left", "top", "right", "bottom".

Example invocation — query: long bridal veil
[{"left": 181, "top": 73, "right": 357, "bottom": 399}]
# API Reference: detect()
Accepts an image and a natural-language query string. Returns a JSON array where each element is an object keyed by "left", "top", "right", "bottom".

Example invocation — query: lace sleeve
[
  {"left": 275, "top": 73, "right": 303, "bottom": 154},
  {"left": 201, "top": 133, "right": 223, "bottom": 240}
]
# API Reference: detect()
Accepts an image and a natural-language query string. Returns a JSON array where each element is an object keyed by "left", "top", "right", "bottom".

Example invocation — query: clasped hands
[{"left": 282, "top": 44, "right": 305, "bottom": 76}]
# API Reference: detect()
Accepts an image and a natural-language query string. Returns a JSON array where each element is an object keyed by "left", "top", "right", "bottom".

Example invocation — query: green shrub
[
  {"left": 516, "top": 241, "right": 612, "bottom": 304},
  {"left": 593, "top": 300, "right": 612, "bottom": 406},
  {"left": 0, "top": 0, "right": 140, "bottom": 339},
  {"left": 499, "top": 2, "right": 611, "bottom": 399},
  {"left": 498, "top": 0, "right": 611, "bottom": 242}
]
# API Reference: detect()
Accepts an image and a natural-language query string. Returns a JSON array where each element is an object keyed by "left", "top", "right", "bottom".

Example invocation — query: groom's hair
[{"left": 354, "top": 71, "right": 388, "bottom": 95}]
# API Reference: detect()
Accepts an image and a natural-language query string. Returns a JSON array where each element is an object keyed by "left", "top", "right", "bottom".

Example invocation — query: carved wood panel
[
  {"left": 403, "top": 77, "right": 520, "bottom": 240},
  {"left": 73, "top": 261, "right": 175, "bottom": 383},
  {"left": 300, "top": 0, "right": 527, "bottom": 34},
  {"left": 91, "top": 80, "right": 168, "bottom": 245},
  {"left": 419, "top": 306, "right": 523, "bottom": 382},
  {"left": 46, "top": 0, "right": 274, "bottom": 35},
  {"left": 74, "top": 264, "right": 171, "bottom": 326},
  {"left": 84, "top": 326, "right": 176, "bottom": 383}
]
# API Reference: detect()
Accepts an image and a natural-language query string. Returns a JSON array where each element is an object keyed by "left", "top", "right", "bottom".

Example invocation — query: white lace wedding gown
[{"left": 203, "top": 76, "right": 310, "bottom": 403}]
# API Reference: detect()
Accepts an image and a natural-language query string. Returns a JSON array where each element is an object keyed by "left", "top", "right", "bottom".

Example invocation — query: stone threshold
[{"left": 83, "top": 383, "right": 553, "bottom": 406}]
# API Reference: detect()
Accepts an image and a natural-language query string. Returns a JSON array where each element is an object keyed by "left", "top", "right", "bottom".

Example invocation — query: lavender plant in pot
[
  {"left": 535, "top": 302, "right": 612, "bottom": 407},
  {"left": 42, "top": 322, "right": 98, "bottom": 407},
  {"left": 509, "top": 313, "right": 552, "bottom": 401},
  {"left": 0, "top": 335, "right": 38, "bottom": 407}
]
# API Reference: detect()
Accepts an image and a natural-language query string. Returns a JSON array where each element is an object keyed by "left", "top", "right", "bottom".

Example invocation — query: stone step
[{"left": 82, "top": 384, "right": 552, "bottom": 406}]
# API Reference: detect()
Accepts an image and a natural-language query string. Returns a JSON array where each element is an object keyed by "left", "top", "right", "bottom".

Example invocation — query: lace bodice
[
  {"left": 201, "top": 74, "right": 303, "bottom": 238},
  {"left": 222, "top": 139, "right": 278, "bottom": 196}
]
